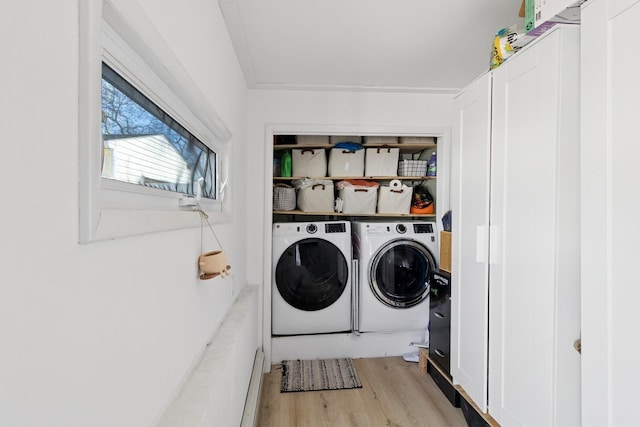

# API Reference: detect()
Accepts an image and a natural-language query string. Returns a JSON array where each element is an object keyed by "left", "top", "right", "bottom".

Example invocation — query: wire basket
[{"left": 398, "top": 160, "right": 428, "bottom": 176}]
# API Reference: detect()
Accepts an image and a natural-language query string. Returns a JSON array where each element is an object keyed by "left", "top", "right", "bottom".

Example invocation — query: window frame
[{"left": 78, "top": 0, "right": 232, "bottom": 243}]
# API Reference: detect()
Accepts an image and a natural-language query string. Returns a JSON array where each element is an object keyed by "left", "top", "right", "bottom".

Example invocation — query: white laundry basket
[
  {"left": 328, "top": 148, "right": 365, "bottom": 177},
  {"left": 295, "top": 179, "right": 334, "bottom": 213},
  {"left": 337, "top": 180, "right": 379, "bottom": 214},
  {"left": 377, "top": 180, "right": 412, "bottom": 214},
  {"left": 292, "top": 148, "right": 327, "bottom": 177},
  {"left": 365, "top": 147, "right": 399, "bottom": 176}
]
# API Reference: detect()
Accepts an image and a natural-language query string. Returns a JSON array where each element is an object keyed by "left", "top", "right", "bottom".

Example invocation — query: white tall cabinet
[
  {"left": 451, "top": 26, "right": 582, "bottom": 426},
  {"left": 450, "top": 72, "right": 492, "bottom": 413},
  {"left": 581, "top": 0, "right": 640, "bottom": 425}
]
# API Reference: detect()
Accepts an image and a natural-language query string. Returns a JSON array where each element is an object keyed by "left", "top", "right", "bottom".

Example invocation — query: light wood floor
[{"left": 256, "top": 356, "right": 468, "bottom": 427}]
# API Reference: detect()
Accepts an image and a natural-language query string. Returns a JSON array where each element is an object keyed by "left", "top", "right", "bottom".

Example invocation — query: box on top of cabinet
[
  {"left": 514, "top": 3, "right": 579, "bottom": 50},
  {"left": 525, "top": 0, "right": 581, "bottom": 32}
]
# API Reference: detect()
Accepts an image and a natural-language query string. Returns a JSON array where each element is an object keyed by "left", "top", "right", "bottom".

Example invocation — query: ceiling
[{"left": 219, "top": 0, "right": 524, "bottom": 93}]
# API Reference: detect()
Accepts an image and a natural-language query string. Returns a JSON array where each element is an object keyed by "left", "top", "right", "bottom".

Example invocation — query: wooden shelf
[
  {"left": 273, "top": 176, "right": 435, "bottom": 181},
  {"left": 272, "top": 135, "right": 438, "bottom": 221},
  {"left": 273, "top": 210, "right": 436, "bottom": 218}
]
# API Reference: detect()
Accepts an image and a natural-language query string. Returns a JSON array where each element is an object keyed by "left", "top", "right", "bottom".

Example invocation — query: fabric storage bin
[
  {"left": 273, "top": 184, "right": 296, "bottom": 211},
  {"left": 297, "top": 135, "right": 329, "bottom": 145},
  {"left": 363, "top": 136, "right": 398, "bottom": 145},
  {"left": 292, "top": 148, "right": 327, "bottom": 177},
  {"left": 273, "top": 135, "right": 296, "bottom": 145},
  {"left": 294, "top": 179, "right": 334, "bottom": 213},
  {"left": 377, "top": 180, "right": 412, "bottom": 214},
  {"left": 336, "top": 180, "right": 379, "bottom": 214},
  {"left": 330, "top": 135, "right": 361, "bottom": 144},
  {"left": 399, "top": 136, "right": 436, "bottom": 144},
  {"left": 365, "top": 147, "right": 400, "bottom": 176},
  {"left": 398, "top": 159, "right": 428, "bottom": 176},
  {"left": 328, "top": 148, "right": 365, "bottom": 177}
]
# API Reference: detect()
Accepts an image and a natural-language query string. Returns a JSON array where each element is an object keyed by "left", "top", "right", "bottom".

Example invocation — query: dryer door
[
  {"left": 275, "top": 238, "right": 349, "bottom": 311},
  {"left": 369, "top": 239, "right": 435, "bottom": 308}
]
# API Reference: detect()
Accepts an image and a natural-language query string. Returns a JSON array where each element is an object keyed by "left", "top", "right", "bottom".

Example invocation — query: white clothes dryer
[
  {"left": 272, "top": 221, "right": 352, "bottom": 336},
  {"left": 352, "top": 221, "right": 438, "bottom": 333}
]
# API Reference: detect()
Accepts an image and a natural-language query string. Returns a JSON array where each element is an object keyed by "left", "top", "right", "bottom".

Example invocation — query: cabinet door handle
[
  {"left": 434, "top": 349, "right": 446, "bottom": 358},
  {"left": 434, "top": 312, "right": 445, "bottom": 319},
  {"left": 351, "top": 259, "right": 359, "bottom": 334},
  {"left": 574, "top": 339, "right": 581, "bottom": 354}
]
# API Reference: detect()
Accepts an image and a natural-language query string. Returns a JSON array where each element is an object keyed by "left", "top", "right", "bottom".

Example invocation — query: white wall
[
  {"left": 0, "top": 1, "right": 252, "bottom": 426},
  {"left": 245, "top": 89, "right": 455, "bottom": 364}
]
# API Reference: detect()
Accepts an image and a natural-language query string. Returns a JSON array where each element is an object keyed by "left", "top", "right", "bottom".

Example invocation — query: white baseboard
[{"left": 241, "top": 348, "right": 265, "bottom": 427}]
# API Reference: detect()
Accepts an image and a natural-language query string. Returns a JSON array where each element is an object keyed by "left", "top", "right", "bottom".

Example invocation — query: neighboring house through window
[{"left": 101, "top": 63, "right": 217, "bottom": 199}]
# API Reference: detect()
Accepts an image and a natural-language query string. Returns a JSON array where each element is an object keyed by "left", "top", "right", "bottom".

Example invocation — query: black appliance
[{"left": 429, "top": 269, "right": 452, "bottom": 376}]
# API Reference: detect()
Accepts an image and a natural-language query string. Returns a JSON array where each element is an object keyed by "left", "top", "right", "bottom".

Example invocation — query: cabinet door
[
  {"left": 489, "top": 27, "right": 581, "bottom": 426},
  {"left": 581, "top": 0, "right": 640, "bottom": 425},
  {"left": 450, "top": 73, "right": 492, "bottom": 412}
]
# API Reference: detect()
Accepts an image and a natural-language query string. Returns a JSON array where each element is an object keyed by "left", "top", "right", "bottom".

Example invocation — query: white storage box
[
  {"left": 292, "top": 148, "right": 327, "bottom": 177},
  {"left": 399, "top": 136, "right": 436, "bottom": 145},
  {"left": 295, "top": 179, "right": 334, "bottom": 213},
  {"left": 337, "top": 181, "right": 379, "bottom": 214},
  {"left": 525, "top": 0, "right": 579, "bottom": 32},
  {"left": 363, "top": 136, "right": 398, "bottom": 144},
  {"left": 297, "top": 135, "right": 329, "bottom": 145},
  {"left": 398, "top": 159, "right": 428, "bottom": 176},
  {"left": 330, "top": 135, "right": 361, "bottom": 144},
  {"left": 377, "top": 181, "right": 412, "bottom": 214},
  {"left": 365, "top": 147, "right": 399, "bottom": 176},
  {"left": 328, "top": 148, "right": 365, "bottom": 177}
]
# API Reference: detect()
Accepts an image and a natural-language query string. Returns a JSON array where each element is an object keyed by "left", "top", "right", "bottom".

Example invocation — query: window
[
  {"left": 78, "top": 0, "right": 232, "bottom": 243},
  {"left": 101, "top": 63, "right": 217, "bottom": 199}
]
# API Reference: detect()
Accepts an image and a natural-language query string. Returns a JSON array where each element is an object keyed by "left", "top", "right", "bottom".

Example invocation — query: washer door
[
  {"left": 369, "top": 239, "right": 435, "bottom": 308},
  {"left": 275, "top": 238, "right": 349, "bottom": 311}
]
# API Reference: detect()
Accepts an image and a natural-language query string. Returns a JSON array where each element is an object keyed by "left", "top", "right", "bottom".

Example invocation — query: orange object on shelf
[{"left": 410, "top": 205, "right": 434, "bottom": 214}]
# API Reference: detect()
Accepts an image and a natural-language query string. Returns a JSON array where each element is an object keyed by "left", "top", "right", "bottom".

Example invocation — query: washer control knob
[
  {"left": 306, "top": 224, "right": 318, "bottom": 234},
  {"left": 396, "top": 224, "right": 407, "bottom": 234}
]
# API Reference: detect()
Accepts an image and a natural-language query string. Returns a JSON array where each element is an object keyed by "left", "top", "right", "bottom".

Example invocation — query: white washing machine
[
  {"left": 352, "top": 221, "right": 438, "bottom": 333},
  {"left": 272, "top": 221, "right": 352, "bottom": 336}
]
